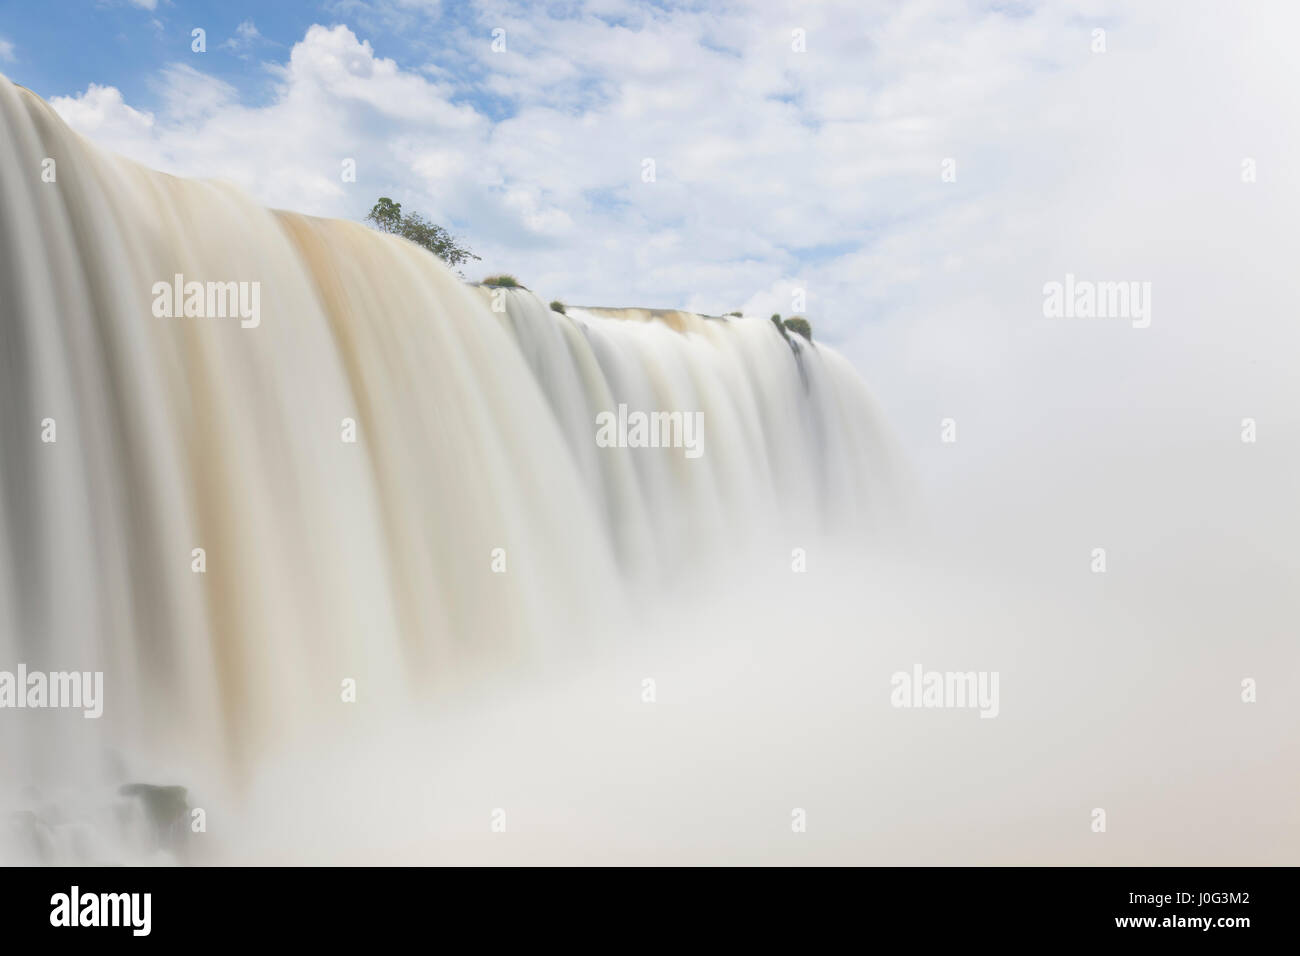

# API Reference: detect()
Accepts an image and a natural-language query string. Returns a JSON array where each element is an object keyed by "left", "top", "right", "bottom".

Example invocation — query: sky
[
  {"left": 4, "top": 3, "right": 1299, "bottom": 868},
  {"left": 2, "top": 0, "right": 1299, "bottom": 498},
  {"left": 0, "top": 0, "right": 1134, "bottom": 325}
]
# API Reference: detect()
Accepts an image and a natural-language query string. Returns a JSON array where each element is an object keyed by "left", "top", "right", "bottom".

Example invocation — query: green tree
[
  {"left": 365, "top": 197, "right": 480, "bottom": 274},
  {"left": 783, "top": 316, "right": 813, "bottom": 341}
]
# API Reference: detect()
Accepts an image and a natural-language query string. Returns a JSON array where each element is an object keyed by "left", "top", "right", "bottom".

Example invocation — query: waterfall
[{"left": 0, "top": 75, "right": 900, "bottom": 862}]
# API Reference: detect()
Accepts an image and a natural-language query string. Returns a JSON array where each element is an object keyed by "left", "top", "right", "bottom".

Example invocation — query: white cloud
[
  {"left": 48, "top": 83, "right": 154, "bottom": 145},
  {"left": 220, "top": 20, "right": 267, "bottom": 58},
  {"left": 0, "top": 37, "right": 15, "bottom": 62}
]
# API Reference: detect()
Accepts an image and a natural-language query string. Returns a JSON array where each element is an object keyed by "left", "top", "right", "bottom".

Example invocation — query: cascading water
[
  {"left": 485, "top": 295, "right": 899, "bottom": 581},
  {"left": 0, "top": 75, "right": 900, "bottom": 863}
]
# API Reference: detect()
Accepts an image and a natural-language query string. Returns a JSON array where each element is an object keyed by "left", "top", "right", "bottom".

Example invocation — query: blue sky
[
  {"left": 3, "top": 2, "right": 304, "bottom": 105},
  {"left": 0, "top": 1, "right": 536, "bottom": 113},
  {"left": 6, "top": 0, "right": 954, "bottom": 324}
]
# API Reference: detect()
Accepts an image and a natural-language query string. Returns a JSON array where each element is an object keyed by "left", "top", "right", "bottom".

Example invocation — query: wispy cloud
[{"left": 220, "top": 20, "right": 270, "bottom": 58}]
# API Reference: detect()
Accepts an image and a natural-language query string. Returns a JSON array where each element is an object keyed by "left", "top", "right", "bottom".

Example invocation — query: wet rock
[{"left": 118, "top": 783, "right": 189, "bottom": 855}]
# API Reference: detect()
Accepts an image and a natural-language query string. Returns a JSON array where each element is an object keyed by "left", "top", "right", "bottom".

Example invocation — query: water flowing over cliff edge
[{"left": 0, "top": 75, "right": 902, "bottom": 860}]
